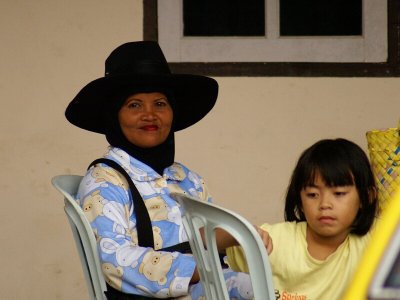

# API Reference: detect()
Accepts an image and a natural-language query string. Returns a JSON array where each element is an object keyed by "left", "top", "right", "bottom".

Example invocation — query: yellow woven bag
[{"left": 366, "top": 120, "right": 400, "bottom": 212}]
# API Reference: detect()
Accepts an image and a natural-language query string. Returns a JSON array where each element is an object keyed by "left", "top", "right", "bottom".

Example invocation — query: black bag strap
[
  {"left": 88, "top": 158, "right": 193, "bottom": 253},
  {"left": 88, "top": 158, "right": 154, "bottom": 248},
  {"left": 162, "top": 241, "right": 192, "bottom": 253},
  {"left": 105, "top": 284, "right": 173, "bottom": 300}
]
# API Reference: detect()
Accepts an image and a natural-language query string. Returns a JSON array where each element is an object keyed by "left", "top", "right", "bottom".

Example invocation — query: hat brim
[{"left": 65, "top": 74, "right": 218, "bottom": 133}]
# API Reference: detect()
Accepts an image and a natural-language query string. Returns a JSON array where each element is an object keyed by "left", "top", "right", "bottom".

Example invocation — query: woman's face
[{"left": 118, "top": 92, "right": 173, "bottom": 148}]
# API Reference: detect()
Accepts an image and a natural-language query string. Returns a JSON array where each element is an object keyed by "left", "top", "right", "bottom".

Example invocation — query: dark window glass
[
  {"left": 183, "top": 0, "right": 265, "bottom": 36},
  {"left": 280, "top": 0, "right": 362, "bottom": 36}
]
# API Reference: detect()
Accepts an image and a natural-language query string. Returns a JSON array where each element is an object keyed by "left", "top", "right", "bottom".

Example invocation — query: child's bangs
[{"left": 303, "top": 161, "right": 355, "bottom": 188}]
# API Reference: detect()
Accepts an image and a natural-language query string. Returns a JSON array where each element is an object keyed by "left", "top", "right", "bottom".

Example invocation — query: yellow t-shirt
[{"left": 226, "top": 221, "right": 372, "bottom": 300}]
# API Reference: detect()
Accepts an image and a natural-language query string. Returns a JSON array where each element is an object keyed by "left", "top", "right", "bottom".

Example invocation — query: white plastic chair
[
  {"left": 51, "top": 175, "right": 107, "bottom": 300},
  {"left": 171, "top": 193, "right": 275, "bottom": 300}
]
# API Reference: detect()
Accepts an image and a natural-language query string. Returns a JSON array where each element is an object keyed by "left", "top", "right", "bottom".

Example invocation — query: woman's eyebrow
[{"left": 125, "top": 97, "right": 143, "bottom": 103}]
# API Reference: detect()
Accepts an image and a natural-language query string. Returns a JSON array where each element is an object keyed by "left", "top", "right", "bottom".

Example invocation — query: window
[
  {"left": 279, "top": 0, "right": 362, "bottom": 36},
  {"left": 183, "top": 1, "right": 265, "bottom": 37},
  {"left": 143, "top": 0, "right": 400, "bottom": 76}
]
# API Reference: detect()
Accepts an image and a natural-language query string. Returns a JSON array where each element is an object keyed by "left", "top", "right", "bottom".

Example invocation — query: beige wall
[{"left": 0, "top": 1, "right": 399, "bottom": 299}]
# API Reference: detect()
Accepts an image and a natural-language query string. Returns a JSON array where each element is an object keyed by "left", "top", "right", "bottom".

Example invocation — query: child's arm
[
  {"left": 205, "top": 227, "right": 273, "bottom": 254},
  {"left": 255, "top": 226, "right": 273, "bottom": 255},
  {"left": 225, "top": 226, "right": 273, "bottom": 273},
  {"left": 196, "top": 228, "right": 238, "bottom": 253},
  {"left": 188, "top": 228, "right": 236, "bottom": 284}
]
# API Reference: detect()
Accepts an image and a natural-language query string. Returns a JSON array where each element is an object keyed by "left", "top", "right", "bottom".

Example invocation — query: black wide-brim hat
[{"left": 65, "top": 41, "right": 218, "bottom": 133}]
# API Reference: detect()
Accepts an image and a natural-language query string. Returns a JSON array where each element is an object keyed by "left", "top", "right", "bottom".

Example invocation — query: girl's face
[
  {"left": 118, "top": 92, "right": 173, "bottom": 148},
  {"left": 300, "top": 172, "right": 361, "bottom": 245}
]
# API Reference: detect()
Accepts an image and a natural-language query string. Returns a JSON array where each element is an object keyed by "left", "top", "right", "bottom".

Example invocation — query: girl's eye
[
  {"left": 332, "top": 186, "right": 350, "bottom": 196},
  {"left": 334, "top": 191, "right": 347, "bottom": 196},
  {"left": 306, "top": 193, "right": 318, "bottom": 198},
  {"left": 303, "top": 188, "right": 318, "bottom": 198}
]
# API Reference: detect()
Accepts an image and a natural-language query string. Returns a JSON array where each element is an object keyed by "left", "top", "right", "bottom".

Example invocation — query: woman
[{"left": 65, "top": 41, "right": 267, "bottom": 299}]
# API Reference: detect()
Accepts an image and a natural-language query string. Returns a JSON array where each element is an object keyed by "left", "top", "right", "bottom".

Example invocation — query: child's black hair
[{"left": 284, "top": 138, "right": 377, "bottom": 235}]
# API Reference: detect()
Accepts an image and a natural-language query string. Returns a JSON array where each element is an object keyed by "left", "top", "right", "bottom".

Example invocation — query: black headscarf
[{"left": 105, "top": 90, "right": 175, "bottom": 175}]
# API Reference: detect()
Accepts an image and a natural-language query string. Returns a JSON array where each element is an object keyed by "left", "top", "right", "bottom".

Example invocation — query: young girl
[{"left": 227, "top": 138, "right": 378, "bottom": 300}]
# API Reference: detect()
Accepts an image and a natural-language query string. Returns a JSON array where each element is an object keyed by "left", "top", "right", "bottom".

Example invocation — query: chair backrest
[
  {"left": 51, "top": 175, "right": 107, "bottom": 300},
  {"left": 171, "top": 193, "right": 275, "bottom": 300}
]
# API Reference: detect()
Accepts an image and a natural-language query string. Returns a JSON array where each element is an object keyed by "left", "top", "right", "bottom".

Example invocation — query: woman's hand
[{"left": 255, "top": 226, "right": 273, "bottom": 255}]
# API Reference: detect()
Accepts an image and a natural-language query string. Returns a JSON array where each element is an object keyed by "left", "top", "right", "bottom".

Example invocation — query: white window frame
[{"left": 158, "top": 0, "right": 387, "bottom": 63}]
